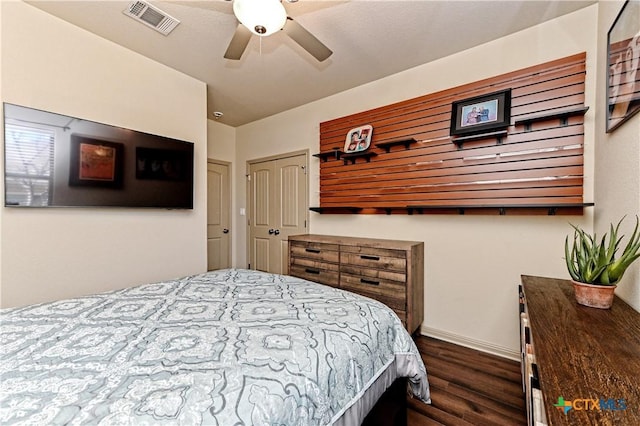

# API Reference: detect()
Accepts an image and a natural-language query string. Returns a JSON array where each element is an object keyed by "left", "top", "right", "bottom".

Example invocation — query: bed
[{"left": 0, "top": 268, "right": 430, "bottom": 425}]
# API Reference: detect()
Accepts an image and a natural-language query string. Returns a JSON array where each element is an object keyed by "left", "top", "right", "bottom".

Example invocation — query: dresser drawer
[
  {"left": 340, "top": 272, "right": 406, "bottom": 310},
  {"left": 290, "top": 241, "right": 339, "bottom": 263},
  {"left": 289, "top": 264, "right": 339, "bottom": 288},
  {"left": 340, "top": 265, "right": 406, "bottom": 284},
  {"left": 340, "top": 247, "right": 406, "bottom": 272}
]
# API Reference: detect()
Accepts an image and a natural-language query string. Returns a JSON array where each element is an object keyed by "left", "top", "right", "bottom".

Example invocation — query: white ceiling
[{"left": 27, "top": 0, "right": 596, "bottom": 127}]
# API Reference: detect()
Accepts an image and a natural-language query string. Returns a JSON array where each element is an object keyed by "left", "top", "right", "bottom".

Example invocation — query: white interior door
[
  {"left": 248, "top": 152, "right": 308, "bottom": 274},
  {"left": 276, "top": 154, "right": 308, "bottom": 274},
  {"left": 207, "top": 160, "right": 231, "bottom": 270},
  {"left": 249, "top": 160, "right": 276, "bottom": 272}
]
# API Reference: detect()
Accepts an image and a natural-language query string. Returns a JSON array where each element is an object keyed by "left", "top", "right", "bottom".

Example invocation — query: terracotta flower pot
[{"left": 571, "top": 280, "right": 617, "bottom": 309}]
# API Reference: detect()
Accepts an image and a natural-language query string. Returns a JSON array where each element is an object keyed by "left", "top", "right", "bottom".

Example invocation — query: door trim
[
  {"left": 246, "top": 150, "right": 309, "bottom": 270},
  {"left": 247, "top": 149, "right": 309, "bottom": 164}
]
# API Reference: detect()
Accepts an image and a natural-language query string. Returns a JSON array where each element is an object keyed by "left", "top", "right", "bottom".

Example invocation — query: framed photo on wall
[
  {"left": 450, "top": 89, "right": 511, "bottom": 137},
  {"left": 136, "top": 147, "right": 189, "bottom": 181},
  {"left": 69, "top": 134, "right": 124, "bottom": 188},
  {"left": 606, "top": 0, "right": 640, "bottom": 133},
  {"left": 344, "top": 125, "right": 373, "bottom": 153}
]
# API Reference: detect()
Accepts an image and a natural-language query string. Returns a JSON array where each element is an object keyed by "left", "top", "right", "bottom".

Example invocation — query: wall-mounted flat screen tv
[{"left": 3, "top": 103, "right": 194, "bottom": 209}]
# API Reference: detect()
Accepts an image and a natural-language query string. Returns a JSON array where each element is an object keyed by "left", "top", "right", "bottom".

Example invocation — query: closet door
[
  {"left": 249, "top": 159, "right": 277, "bottom": 272},
  {"left": 248, "top": 153, "right": 307, "bottom": 274},
  {"left": 275, "top": 154, "right": 308, "bottom": 273}
]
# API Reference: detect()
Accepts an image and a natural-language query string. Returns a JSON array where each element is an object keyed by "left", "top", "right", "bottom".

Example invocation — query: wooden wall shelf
[
  {"left": 309, "top": 206, "right": 363, "bottom": 213},
  {"left": 451, "top": 130, "right": 508, "bottom": 149},
  {"left": 342, "top": 151, "right": 378, "bottom": 164},
  {"left": 408, "top": 203, "right": 594, "bottom": 215},
  {"left": 310, "top": 203, "right": 593, "bottom": 215},
  {"left": 313, "top": 148, "right": 343, "bottom": 162},
  {"left": 514, "top": 106, "right": 589, "bottom": 129},
  {"left": 375, "top": 138, "right": 418, "bottom": 153}
]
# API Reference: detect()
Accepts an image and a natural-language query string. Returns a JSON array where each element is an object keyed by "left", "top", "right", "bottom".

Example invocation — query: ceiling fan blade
[
  {"left": 224, "top": 24, "right": 252, "bottom": 60},
  {"left": 283, "top": 17, "right": 332, "bottom": 62}
]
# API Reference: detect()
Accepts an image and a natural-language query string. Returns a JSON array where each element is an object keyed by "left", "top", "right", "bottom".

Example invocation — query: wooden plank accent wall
[{"left": 318, "top": 53, "right": 588, "bottom": 215}]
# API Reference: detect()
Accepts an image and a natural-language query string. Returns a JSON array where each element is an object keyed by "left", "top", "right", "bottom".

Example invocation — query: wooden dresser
[
  {"left": 288, "top": 234, "right": 424, "bottom": 334},
  {"left": 520, "top": 275, "right": 640, "bottom": 425}
]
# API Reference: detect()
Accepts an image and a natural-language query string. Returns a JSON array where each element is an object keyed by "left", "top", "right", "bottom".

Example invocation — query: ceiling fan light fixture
[{"left": 233, "top": 0, "right": 287, "bottom": 37}]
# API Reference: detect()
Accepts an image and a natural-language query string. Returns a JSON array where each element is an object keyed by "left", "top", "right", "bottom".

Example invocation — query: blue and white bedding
[{"left": 0, "top": 268, "right": 430, "bottom": 425}]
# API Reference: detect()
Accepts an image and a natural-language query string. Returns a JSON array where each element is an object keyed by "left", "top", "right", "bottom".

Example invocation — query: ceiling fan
[{"left": 223, "top": 0, "right": 332, "bottom": 62}]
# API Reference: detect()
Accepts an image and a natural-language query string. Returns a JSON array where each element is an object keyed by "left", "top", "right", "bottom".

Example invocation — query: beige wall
[
  {"left": 207, "top": 120, "right": 236, "bottom": 163},
  {"left": 0, "top": 2, "right": 208, "bottom": 307},
  {"left": 595, "top": 1, "right": 640, "bottom": 311},
  {"left": 235, "top": 6, "right": 599, "bottom": 357},
  {"left": 207, "top": 119, "right": 237, "bottom": 264}
]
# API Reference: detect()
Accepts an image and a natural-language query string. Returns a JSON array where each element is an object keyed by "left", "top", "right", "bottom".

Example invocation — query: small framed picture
[
  {"left": 450, "top": 89, "right": 512, "bottom": 137},
  {"left": 606, "top": 0, "right": 640, "bottom": 133},
  {"left": 344, "top": 125, "right": 373, "bottom": 153},
  {"left": 136, "top": 147, "right": 189, "bottom": 181},
  {"left": 69, "top": 134, "right": 123, "bottom": 188}
]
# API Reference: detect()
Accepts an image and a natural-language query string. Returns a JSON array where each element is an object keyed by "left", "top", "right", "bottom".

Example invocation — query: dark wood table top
[{"left": 522, "top": 275, "right": 640, "bottom": 425}]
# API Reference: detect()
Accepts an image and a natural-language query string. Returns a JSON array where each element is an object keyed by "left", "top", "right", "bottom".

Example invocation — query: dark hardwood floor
[{"left": 408, "top": 336, "right": 526, "bottom": 426}]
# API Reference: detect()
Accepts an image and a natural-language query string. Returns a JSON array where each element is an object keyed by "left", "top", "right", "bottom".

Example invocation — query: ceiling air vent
[{"left": 123, "top": 1, "right": 180, "bottom": 36}]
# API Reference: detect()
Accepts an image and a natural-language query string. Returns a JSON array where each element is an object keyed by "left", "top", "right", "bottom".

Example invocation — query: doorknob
[
  {"left": 223, "top": 229, "right": 229, "bottom": 234},
  {"left": 274, "top": 229, "right": 280, "bottom": 235},
  {"left": 268, "top": 229, "right": 275, "bottom": 234}
]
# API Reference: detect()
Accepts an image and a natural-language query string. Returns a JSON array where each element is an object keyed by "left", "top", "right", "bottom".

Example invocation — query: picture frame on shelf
[
  {"left": 606, "top": 0, "right": 640, "bottom": 133},
  {"left": 450, "top": 89, "right": 511, "bottom": 137},
  {"left": 343, "top": 125, "right": 373, "bottom": 153},
  {"left": 69, "top": 134, "right": 123, "bottom": 188}
]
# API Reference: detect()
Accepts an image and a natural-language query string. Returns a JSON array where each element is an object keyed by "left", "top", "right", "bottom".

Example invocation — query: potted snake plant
[{"left": 565, "top": 216, "right": 640, "bottom": 309}]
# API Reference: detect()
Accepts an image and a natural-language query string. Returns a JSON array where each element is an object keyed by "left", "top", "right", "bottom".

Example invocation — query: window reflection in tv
[{"left": 3, "top": 103, "right": 194, "bottom": 209}]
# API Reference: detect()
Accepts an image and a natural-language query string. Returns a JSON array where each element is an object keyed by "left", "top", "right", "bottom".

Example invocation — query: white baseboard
[{"left": 420, "top": 326, "right": 520, "bottom": 361}]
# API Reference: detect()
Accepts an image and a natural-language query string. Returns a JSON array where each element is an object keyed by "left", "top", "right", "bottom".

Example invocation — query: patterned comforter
[{"left": 0, "top": 268, "right": 429, "bottom": 425}]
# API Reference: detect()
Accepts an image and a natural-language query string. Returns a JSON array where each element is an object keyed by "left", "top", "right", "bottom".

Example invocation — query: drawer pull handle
[
  {"left": 305, "top": 248, "right": 321, "bottom": 254},
  {"left": 305, "top": 268, "right": 320, "bottom": 275},
  {"left": 360, "top": 278, "right": 380, "bottom": 286},
  {"left": 531, "top": 363, "right": 540, "bottom": 389},
  {"left": 360, "top": 255, "right": 380, "bottom": 261}
]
